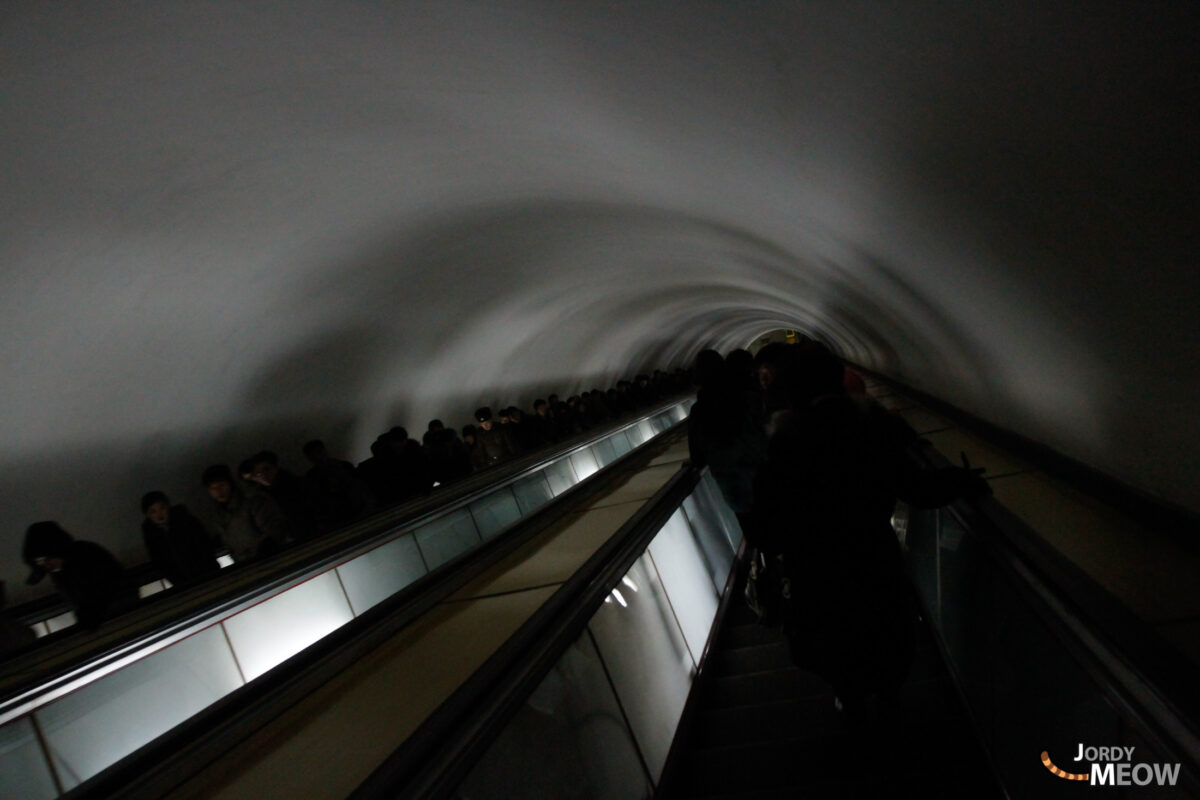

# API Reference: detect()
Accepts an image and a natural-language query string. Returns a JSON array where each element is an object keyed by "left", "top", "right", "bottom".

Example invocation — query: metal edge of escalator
[
  {"left": 54, "top": 415, "right": 692, "bottom": 800},
  {"left": 347, "top": 464, "right": 705, "bottom": 800},
  {"left": 650, "top": 536, "right": 751, "bottom": 800},
  {"left": 909, "top": 442, "right": 1200, "bottom": 796},
  {"left": 0, "top": 395, "right": 692, "bottom": 719}
]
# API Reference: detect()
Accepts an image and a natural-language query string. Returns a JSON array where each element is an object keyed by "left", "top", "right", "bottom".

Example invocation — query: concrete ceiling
[{"left": 2, "top": 2, "right": 1196, "bottom": 601}]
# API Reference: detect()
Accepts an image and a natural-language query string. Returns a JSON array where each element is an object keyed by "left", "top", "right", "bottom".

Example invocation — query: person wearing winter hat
[
  {"left": 141, "top": 491, "right": 221, "bottom": 588},
  {"left": 22, "top": 521, "right": 137, "bottom": 629},
  {"left": 200, "top": 464, "right": 289, "bottom": 562},
  {"left": 473, "top": 407, "right": 516, "bottom": 467}
]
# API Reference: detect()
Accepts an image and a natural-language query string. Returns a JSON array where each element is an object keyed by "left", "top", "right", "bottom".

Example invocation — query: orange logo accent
[{"left": 1042, "top": 751, "right": 1090, "bottom": 781}]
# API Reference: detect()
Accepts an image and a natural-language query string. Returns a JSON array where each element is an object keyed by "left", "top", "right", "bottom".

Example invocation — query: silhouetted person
[
  {"left": 423, "top": 420, "right": 472, "bottom": 486},
  {"left": 548, "top": 396, "right": 578, "bottom": 439},
  {"left": 358, "top": 437, "right": 402, "bottom": 506},
  {"left": 247, "top": 450, "right": 320, "bottom": 540},
  {"left": 529, "top": 399, "right": 556, "bottom": 445},
  {"left": 751, "top": 342, "right": 989, "bottom": 720},
  {"left": 725, "top": 348, "right": 757, "bottom": 392},
  {"left": 687, "top": 350, "right": 766, "bottom": 519},
  {"left": 507, "top": 406, "right": 543, "bottom": 453},
  {"left": 200, "top": 464, "right": 288, "bottom": 562},
  {"left": 303, "top": 439, "right": 374, "bottom": 527},
  {"left": 22, "top": 521, "right": 137, "bottom": 629},
  {"left": 460, "top": 424, "right": 485, "bottom": 472},
  {"left": 141, "top": 491, "right": 220, "bottom": 588},
  {"left": 387, "top": 427, "right": 433, "bottom": 500},
  {"left": 474, "top": 407, "right": 516, "bottom": 467}
]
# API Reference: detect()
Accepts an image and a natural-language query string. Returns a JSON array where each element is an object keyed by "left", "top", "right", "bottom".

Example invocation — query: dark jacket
[
  {"left": 751, "top": 395, "right": 985, "bottom": 697},
  {"left": 263, "top": 469, "right": 321, "bottom": 541},
  {"left": 423, "top": 428, "right": 473, "bottom": 486},
  {"left": 142, "top": 505, "right": 220, "bottom": 587},
  {"left": 306, "top": 458, "right": 374, "bottom": 527},
  {"left": 475, "top": 425, "right": 517, "bottom": 468},
  {"left": 50, "top": 541, "right": 138, "bottom": 628},
  {"left": 688, "top": 386, "right": 766, "bottom": 515},
  {"left": 203, "top": 483, "right": 288, "bottom": 562}
]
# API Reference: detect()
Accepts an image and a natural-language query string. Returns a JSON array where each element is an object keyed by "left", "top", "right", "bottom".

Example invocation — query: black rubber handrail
[
  {"left": 850, "top": 362, "right": 1200, "bottom": 552},
  {"left": 0, "top": 395, "right": 690, "bottom": 705},
  {"left": 56, "top": 416, "right": 691, "bottom": 800},
  {"left": 350, "top": 464, "right": 704, "bottom": 800},
  {"left": 911, "top": 441, "right": 1200, "bottom": 793}
]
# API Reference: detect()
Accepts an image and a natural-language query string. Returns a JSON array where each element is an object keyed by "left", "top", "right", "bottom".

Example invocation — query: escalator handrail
[
  {"left": 51, "top": 417, "right": 692, "bottom": 800},
  {"left": 350, "top": 464, "right": 704, "bottom": 800},
  {"left": 0, "top": 396, "right": 691, "bottom": 720},
  {"left": 909, "top": 441, "right": 1200, "bottom": 779}
]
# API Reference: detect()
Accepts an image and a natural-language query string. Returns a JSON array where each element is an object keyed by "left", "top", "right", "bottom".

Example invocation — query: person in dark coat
[
  {"left": 529, "top": 399, "right": 557, "bottom": 445},
  {"left": 247, "top": 450, "right": 321, "bottom": 540},
  {"left": 141, "top": 491, "right": 220, "bottom": 588},
  {"left": 687, "top": 350, "right": 766, "bottom": 520},
  {"left": 474, "top": 407, "right": 517, "bottom": 468},
  {"left": 506, "top": 407, "right": 544, "bottom": 454},
  {"left": 423, "top": 421, "right": 473, "bottom": 486},
  {"left": 303, "top": 439, "right": 374, "bottom": 527},
  {"left": 461, "top": 424, "right": 486, "bottom": 473},
  {"left": 386, "top": 427, "right": 434, "bottom": 501},
  {"left": 22, "top": 521, "right": 137, "bottom": 629},
  {"left": 200, "top": 464, "right": 289, "bottom": 562},
  {"left": 750, "top": 342, "right": 989, "bottom": 719}
]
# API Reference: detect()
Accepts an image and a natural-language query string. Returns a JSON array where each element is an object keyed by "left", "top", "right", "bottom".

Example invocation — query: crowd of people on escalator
[
  {"left": 688, "top": 339, "right": 989, "bottom": 726},
  {"left": 7, "top": 370, "right": 689, "bottom": 650}
]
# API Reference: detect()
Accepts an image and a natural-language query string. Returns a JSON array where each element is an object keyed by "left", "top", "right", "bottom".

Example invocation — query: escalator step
[
  {"left": 690, "top": 696, "right": 843, "bottom": 748},
  {"left": 716, "top": 621, "right": 782, "bottom": 650},
  {"left": 701, "top": 667, "right": 829, "bottom": 708},
  {"left": 677, "top": 736, "right": 856, "bottom": 795},
  {"left": 705, "top": 640, "right": 792, "bottom": 676}
]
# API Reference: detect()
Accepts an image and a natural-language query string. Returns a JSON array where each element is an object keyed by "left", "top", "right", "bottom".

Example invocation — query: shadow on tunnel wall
[{"left": 276, "top": 198, "right": 950, "bottom": 381}]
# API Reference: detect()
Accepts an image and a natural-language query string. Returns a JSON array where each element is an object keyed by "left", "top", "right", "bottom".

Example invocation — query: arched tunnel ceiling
[{"left": 1, "top": 2, "right": 1196, "bottom": 599}]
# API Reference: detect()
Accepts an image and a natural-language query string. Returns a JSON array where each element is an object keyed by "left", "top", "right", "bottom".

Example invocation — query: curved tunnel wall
[{"left": 1, "top": 2, "right": 1196, "bottom": 603}]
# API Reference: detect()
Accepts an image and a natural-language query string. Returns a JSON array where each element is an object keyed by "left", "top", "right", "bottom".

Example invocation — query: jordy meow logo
[{"left": 1041, "top": 744, "right": 1181, "bottom": 788}]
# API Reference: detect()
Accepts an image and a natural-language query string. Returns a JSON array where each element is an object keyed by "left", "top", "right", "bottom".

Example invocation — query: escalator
[
  {"left": 655, "top": 574, "right": 1001, "bottom": 798},
  {"left": 9, "top": 385, "right": 1199, "bottom": 799},
  {"left": 0, "top": 398, "right": 694, "bottom": 798}
]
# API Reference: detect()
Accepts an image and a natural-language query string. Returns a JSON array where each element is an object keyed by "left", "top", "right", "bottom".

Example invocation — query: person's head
[
  {"left": 694, "top": 349, "right": 725, "bottom": 389},
  {"left": 548, "top": 394, "right": 559, "bottom": 405},
  {"left": 202, "top": 464, "right": 235, "bottom": 504},
  {"left": 795, "top": 340, "right": 845, "bottom": 402},
  {"left": 726, "top": 349, "right": 754, "bottom": 384},
  {"left": 302, "top": 439, "right": 328, "bottom": 464},
  {"left": 23, "top": 521, "right": 74, "bottom": 582},
  {"left": 754, "top": 343, "right": 795, "bottom": 392},
  {"left": 475, "top": 407, "right": 494, "bottom": 430},
  {"left": 533, "top": 399, "right": 548, "bottom": 416},
  {"left": 427, "top": 419, "right": 444, "bottom": 432},
  {"left": 248, "top": 451, "right": 280, "bottom": 487},
  {"left": 509, "top": 407, "right": 523, "bottom": 422},
  {"left": 461, "top": 424, "right": 477, "bottom": 444},
  {"left": 389, "top": 426, "right": 409, "bottom": 441},
  {"left": 141, "top": 490, "right": 171, "bottom": 527}
]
